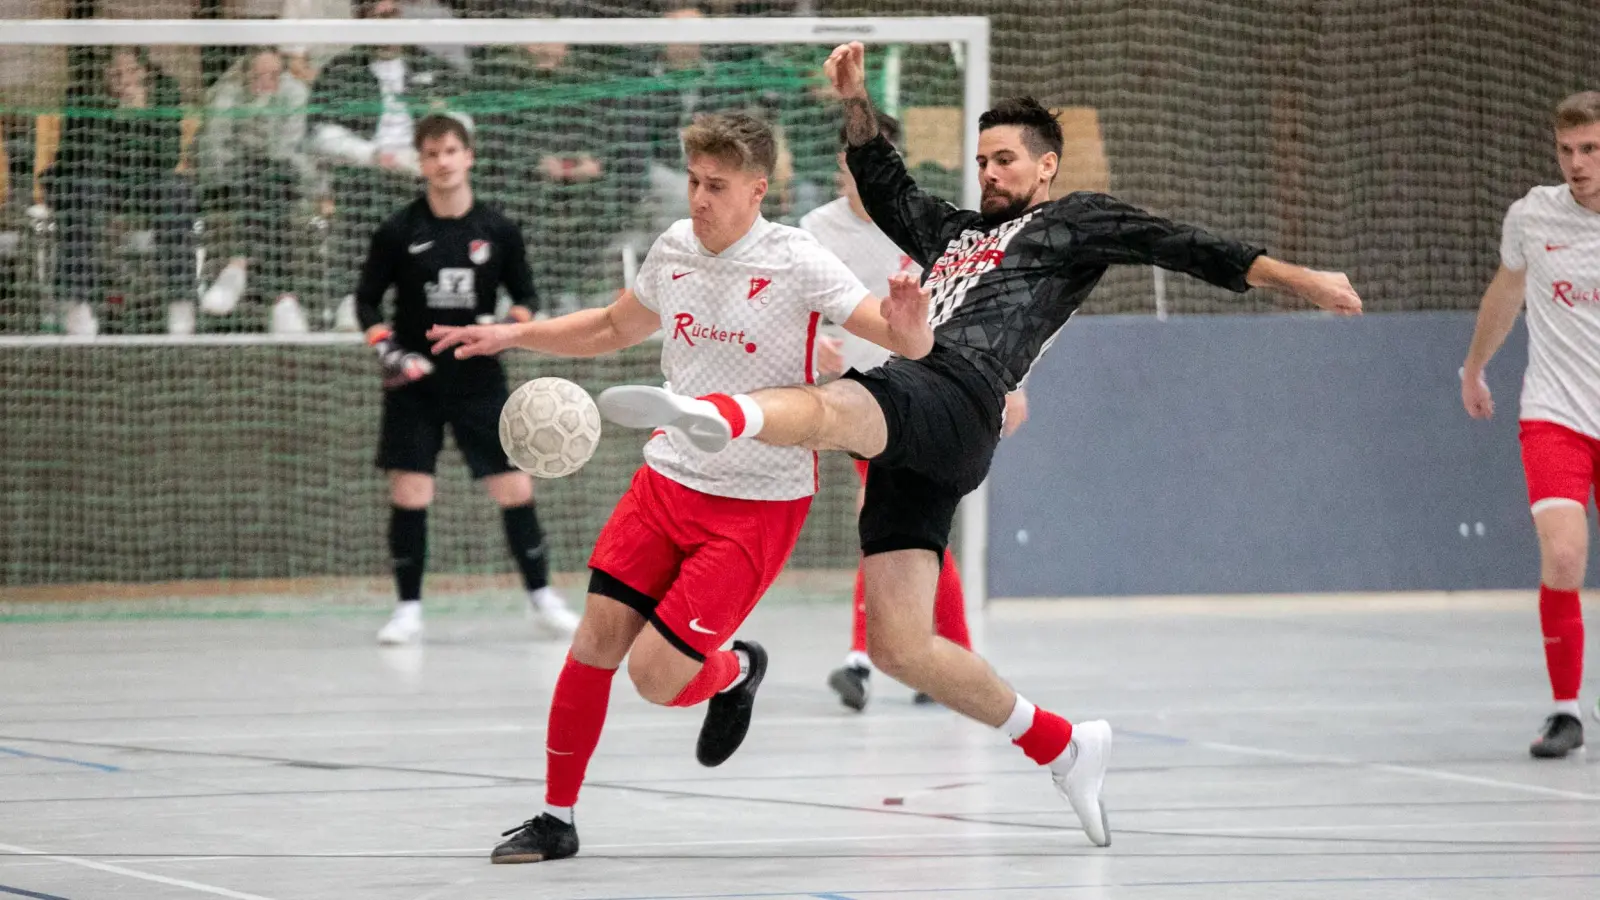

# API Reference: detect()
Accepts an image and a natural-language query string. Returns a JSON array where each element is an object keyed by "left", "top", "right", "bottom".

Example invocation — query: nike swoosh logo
[
  {"left": 409, "top": 242, "right": 434, "bottom": 254},
  {"left": 1546, "top": 244, "right": 1570, "bottom": 252},
  {"left": 687, "top": 618, "right": 716, "bottom": 635},
  {"left": 672, "top": 270, "right": 693, "bottom": 280}
]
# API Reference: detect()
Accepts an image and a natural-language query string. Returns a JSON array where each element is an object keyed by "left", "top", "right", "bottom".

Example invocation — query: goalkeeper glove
[{"left": 370, "top": 327, "right": 434, "bottom": 389}]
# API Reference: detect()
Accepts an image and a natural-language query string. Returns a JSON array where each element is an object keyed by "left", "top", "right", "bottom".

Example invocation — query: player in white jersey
[
  {"left": 427, "top": 111, "right": 934, "bottom": 864},
  {"left": 1462, "top": 91, "right": 1600, "bottom": 759},
  {"left": 802, "top": 112, "right": 998, "bottom": 710}
]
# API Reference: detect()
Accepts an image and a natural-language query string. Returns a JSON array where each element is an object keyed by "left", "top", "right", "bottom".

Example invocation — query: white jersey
[
  {"left": 1503, "top": 184, "right": 1600, "bottom": 438},
  {"left": 799, "top": 197, "right": 921, "bottom": 373},
  {"left": 634, "top": 217, "right": 869, "bottom": 500}
]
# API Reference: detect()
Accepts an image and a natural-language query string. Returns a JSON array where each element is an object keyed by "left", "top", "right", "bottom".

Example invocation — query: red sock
[
  {"left": 1539, "top": 585, "right": 1584, "bottom": 702},
  {"left": 544, "top": 653, "right": 617, "bottom": 808},
  {"left": 1014, "top": 708, "right": 1074, "bottom": 765},
  {"left": 669, "top": 648, "right": 742, "bottom": 707},
  {"left": 850, "top": 561, "right": 868, "bottom": 654},
  {"left": 697, "top": 393, "right": 747, "bottom": 438},
  {"left": 933, "top": 551, "right": 971, "bottom": 650}
]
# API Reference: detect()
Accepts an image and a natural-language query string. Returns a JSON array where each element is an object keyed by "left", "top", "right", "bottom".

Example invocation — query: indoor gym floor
[{"left": 1, "top": 590, "right": 1598, "bottom": 899}]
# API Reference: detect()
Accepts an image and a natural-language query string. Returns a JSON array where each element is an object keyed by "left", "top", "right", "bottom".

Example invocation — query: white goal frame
[{"left": 0, "top": 15, "right": 994, "bottom": 611}]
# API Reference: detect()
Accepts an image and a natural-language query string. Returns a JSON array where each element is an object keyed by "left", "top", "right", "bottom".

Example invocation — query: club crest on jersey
[
  {"left": 747, "top": 277, "right": 774, "bottom": 308},
  {"left": 469, "top": 240, "right": 491, "bottom": 265}
]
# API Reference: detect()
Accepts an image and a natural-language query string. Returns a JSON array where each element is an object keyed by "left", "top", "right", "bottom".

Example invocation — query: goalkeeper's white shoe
[
  {"left": 377, "top": 603, "right": 423, "bottom": 645},
  {"left": 201, "top": 261, "right": 246, "bottom": 315},
  {"left": 528, "top": 587, "right": 579, "bottom": 640},
  {"left": 597, "top": 385, "right": 732, "bottom": 453},
  {"left": 1049, "top": 719, "right": 1112, "bottom": 847},
  {"left": 271, "top": 294, "right": 309, "bottom": 335}
]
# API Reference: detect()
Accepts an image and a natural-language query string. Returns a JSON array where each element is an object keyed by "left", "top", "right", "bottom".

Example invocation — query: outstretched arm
[
  {"left": 1460, "top": 264, "right": 1526, "bottom": 419},
  {"left": 825, "top": 42, "right": 978, "bottom": 267},
  {"left": 1061, "top": 192, "right": 1362, "bottom": 315},
  {"left": 428, "top": 289, "right": 659, "bottom": 360}
]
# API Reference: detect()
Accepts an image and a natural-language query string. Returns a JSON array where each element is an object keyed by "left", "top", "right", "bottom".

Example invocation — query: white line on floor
[{"left": 0, "top": 841, "right": 279, "bottom": 900}]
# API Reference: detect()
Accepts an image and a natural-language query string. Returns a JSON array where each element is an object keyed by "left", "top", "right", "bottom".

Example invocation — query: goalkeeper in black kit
[
  {"left": 598, "top": 43, "right": 1365, "bottom": 847},
  {"left": 358, "top": 113, "right": 578, "bottom": 645}
]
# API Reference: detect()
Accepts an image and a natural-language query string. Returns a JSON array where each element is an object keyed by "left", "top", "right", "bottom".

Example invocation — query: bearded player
[
  {"left": 428, "top": 110, "right": 935, "bottom": 863},
  {"left": 1462, "top": 90, "right": 1600, "bottom": 759},
  {"left": 598, "top": 43, "right": 1364, "bottom": 847}
]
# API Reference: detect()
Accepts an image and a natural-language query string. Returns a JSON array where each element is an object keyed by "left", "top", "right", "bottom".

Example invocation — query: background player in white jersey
[
  {"left": 426, "top": 112, "right": 935, "bottom": 864},
  {"left": 802, "top": 112, "right": 1000, "bottom": 710},
  {"left": 602, "top": 43, "right": 1363, "bottom": 848},
  {"left": 1461, "top": 90, "right": 1600, "bottom": 759}
]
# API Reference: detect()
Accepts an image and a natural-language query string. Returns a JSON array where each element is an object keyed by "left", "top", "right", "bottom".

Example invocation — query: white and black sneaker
[
  {"left": 597, "top": 385, "right": 732, "bottom": 453},
  {"left": 1530, "top": 713, "right": 1584, "bottom": 759},
  {"left": 1049, "top": 719, "right": 1112, "bottom": 847},
  {"left": 491, "top": 813, "right": 578, "bottom": 864},
  {"left": 827, "top": 663, "right": 870, "bottom": 712}
]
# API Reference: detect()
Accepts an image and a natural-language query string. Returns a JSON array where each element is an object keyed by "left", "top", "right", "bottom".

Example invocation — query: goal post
[{"left": 0, "top": 15, "right": 992, "bottom": 612}]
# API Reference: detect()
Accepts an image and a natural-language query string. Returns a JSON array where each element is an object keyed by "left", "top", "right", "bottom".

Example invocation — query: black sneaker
[
  {"left": 490, "top": 813, "right": 578, "bottom": 864},
  {"left": 828, "top": 663, "right": 870, "bottom": 712},
  {"left": 697, "top": 640, "right": 766, "bottom": 767},
  {"left": 1529, "top": 713, "right": 1584, "bottom": 759},
  {"left": 912, "top": 691, "right": 938, "bottom": 706}
]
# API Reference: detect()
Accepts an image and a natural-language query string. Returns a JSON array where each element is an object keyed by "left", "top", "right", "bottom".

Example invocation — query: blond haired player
[
  {"left": 428, "top": 111, "right": 935, "bottom": 863},
  {"left": 1462, "top": 90, "right": 1600, "bottom": 759}
]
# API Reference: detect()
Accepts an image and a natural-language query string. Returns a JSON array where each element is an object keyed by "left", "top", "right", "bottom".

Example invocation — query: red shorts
[
  {"left": 853, "top": 458, "right": 870, "bottom": 481},
  {"left": 1520, "top": 419, "right": 1600, "bottom": 515},
  {"left": 588, "top": 465, "right": 812, "bottom": 660}
]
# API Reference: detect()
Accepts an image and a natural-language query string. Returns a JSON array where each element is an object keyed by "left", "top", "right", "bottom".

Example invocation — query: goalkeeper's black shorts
[{"left": 376, "top": 371, "right": 515, "bottom": 479}]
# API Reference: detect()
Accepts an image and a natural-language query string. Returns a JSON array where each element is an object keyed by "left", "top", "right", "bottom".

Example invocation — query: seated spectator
[
  {"left": 43, "top": 46, "right": 196, "bottom": 336},
  {"left": 308, "top": 0, "right": 462, "bottom": 332},
  {"left": 197, "top": 47, "right": 314, "bottom": 326}
]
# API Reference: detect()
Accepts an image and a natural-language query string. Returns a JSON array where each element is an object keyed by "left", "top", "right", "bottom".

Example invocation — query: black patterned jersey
[{"left": 846, "top": 134, "right": 1266, "bottom": 399}]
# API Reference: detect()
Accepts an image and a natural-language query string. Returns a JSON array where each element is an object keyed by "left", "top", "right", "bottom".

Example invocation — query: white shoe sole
[
  {"left": 377, "top": 623, "right": 422, "bottom": 645},
  {"left": 597, "top": 386, "right": 732, "bottom": 453},
  {"left": 1053, "top": 719, "right": 1112, "bottom": 847}
]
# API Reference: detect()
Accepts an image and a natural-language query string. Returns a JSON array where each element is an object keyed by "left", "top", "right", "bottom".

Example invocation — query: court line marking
[
  {"left": 0, "top": 843, "right": 278, "bottom": 900},
  {"left": 0, "top": 884, "right": 73, "bottom": 900},
  {"left": 0, "top": 748, "right": 118, "bottom": 774}
]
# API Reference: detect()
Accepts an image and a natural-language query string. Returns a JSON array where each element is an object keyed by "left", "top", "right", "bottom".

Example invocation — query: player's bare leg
[
  {"left": 378, "top": 471, "right": 434, "bottom": 645},
  {"left": 598, "top": 378, "right": 887, "bottom": 456},
  {"left": 862, "top": 548, "right": 1111, "bottom": 846},
  {"left": 494, "top": 594, "right": 644, "bottom": 864},
  {"left": 1530, "top": 503, "right": 1588, "bottom": 758},
  {"left": 485, "top": 470, "right": 578, "bottom": 639}
]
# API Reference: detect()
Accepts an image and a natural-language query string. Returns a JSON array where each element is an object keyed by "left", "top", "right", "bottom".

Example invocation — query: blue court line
[
  {"left": 0, "top": 747, "right": 120, "bottom": 773},
  {"left": 811, "top": 895, "right": 858, "bottom": 900},
  {"left": 581, "top": 871, "right": 1600, "bottom": 900},
  {"left": 0, "top": 885, "right": 74, "bottom": 900}
]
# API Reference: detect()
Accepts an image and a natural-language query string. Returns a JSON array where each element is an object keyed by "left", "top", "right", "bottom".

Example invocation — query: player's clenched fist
[
  {"left": 824, "top": 42, "right": 869, "bottom": 100},
  {"left": 1303, "top": 270, "right": 1363, "bottom": 316},
  {"left": 1461, "top": 368, "right": 1495, "bottom": 419},
  {"left": 428, "top": 322, "right": 525, "bottom": 360}
]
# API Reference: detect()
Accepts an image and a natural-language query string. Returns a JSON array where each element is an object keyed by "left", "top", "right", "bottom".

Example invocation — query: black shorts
[
  {"left": 376, "top": 373, "right": 515, "bottom": 479},
  {"left": 842, "top": 344, "right": 1005, "bottom": 556}
]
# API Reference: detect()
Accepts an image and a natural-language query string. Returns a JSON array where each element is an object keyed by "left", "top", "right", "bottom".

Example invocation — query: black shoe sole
[
  {"left": 828, "top": 668, "right": 868, "bottom": 712},
  {"left": 696, "top": 641, "right": 767, "bottom": 767}
]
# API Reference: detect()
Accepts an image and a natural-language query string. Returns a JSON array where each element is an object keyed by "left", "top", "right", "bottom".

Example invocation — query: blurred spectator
[
  {"left": 308, "top": 0, "right": 462, "bottom": 331},
  {"left": 472, "top": 40, "right": 647, "bottom": 310},
  {"left": 197, "top": 47, "right": 314, "bottom": 324},
  {"left": 43, "top": 47, "right": 197, "bottom": 336}
]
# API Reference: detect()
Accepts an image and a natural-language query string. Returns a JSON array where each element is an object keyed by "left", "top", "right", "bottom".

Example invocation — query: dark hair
[
  {"left": 978, "top": 97, "right": 1064, "bottom": 160},
  {"left": 1555, "top": 91, "right": 1600, "bottom": 131},
  {"left": 682, "top": 110, "right": 777, "bottom": 177},
  {"left": 839, "top": 112, "right": 902, "bottom": 150},
  {"left": 413, "top": 113, "right": 473, "bottom": 151}
]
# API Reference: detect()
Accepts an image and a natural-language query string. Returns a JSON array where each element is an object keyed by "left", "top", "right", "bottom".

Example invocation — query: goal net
[{"left": 0, "top": 16, "right": 987, "bottom": 605}]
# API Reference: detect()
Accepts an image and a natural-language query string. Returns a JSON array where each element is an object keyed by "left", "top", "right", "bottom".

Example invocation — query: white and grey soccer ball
[{"left": 499, "top": 377, "right": 602, "bottom": 478}]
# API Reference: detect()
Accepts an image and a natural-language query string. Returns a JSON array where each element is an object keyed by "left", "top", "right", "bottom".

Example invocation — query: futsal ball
[{"left": 499, "top": 377, "right": 602, "bottom": 478}]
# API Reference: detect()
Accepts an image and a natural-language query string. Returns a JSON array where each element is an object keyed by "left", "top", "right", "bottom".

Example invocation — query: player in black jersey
[
  {"left": 358, "top": 114, "right": 578, "bottom": 646},
  {"left": 597, "top": 42, "right": 1364, "bottom": 848}
]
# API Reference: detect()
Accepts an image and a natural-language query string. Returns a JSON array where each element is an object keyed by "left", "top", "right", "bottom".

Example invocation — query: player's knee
[
  {"left": 627, "top": 658, "right": 683, "bottom": 706},
  {"left": 865, "top": 628, "right": 929, "bottom": 683},
  {"left": 389, "top": 472, "right": 434, "bottom": 508},
  {"left": 1541, "top": 541, "right": 1587, "bottom": 588},
  {"left": 485, "top": 471, "right": 533, "bottom": 507}
]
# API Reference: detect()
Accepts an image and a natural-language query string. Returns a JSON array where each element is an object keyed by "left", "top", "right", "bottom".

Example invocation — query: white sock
[
  {"left": 543, "top": 804, "right": 573, "bottom": 825},
  {"left": 844, "top": 650, "right": 871, "bottom": 671},
  {"left": 999, "top": 695, "right": 1037, "bottom": 741},
  {"left": 721, "top": 648, "right": 751, "bottom": 692},
  {"left": 394, "top": 599, "right": 422, "bottom": 621},
  {"left": 732, "top": 394, "right": 765, "bottom": 439},
  {"left": 1555, "top": 699, "right": 1582, "bottom": 719}
]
